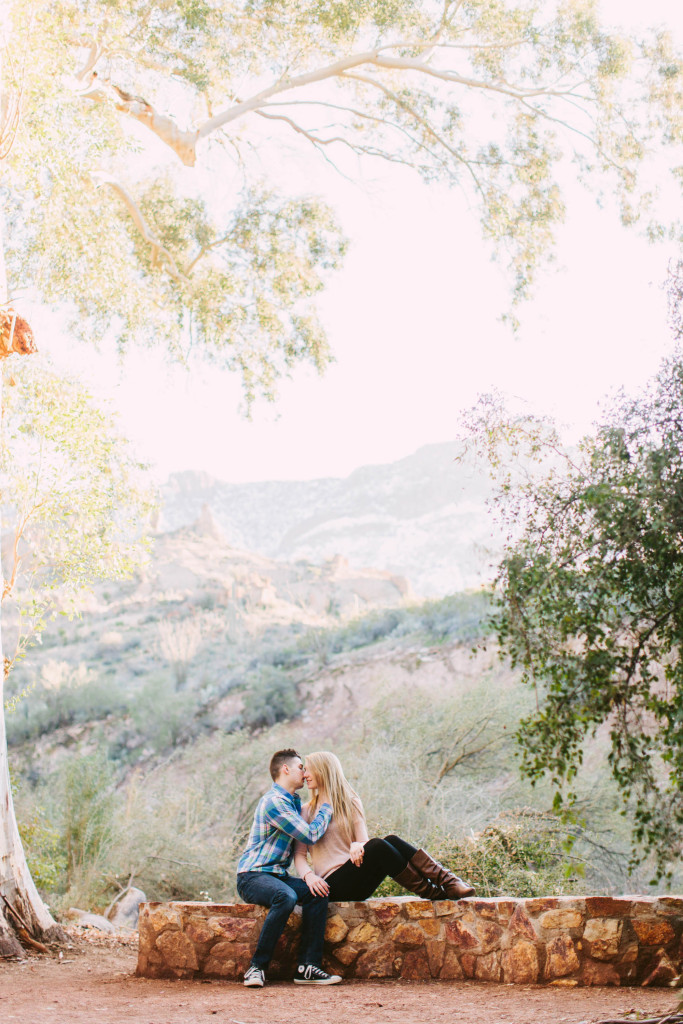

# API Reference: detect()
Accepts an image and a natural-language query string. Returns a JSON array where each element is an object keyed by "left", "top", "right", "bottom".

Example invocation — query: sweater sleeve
[{"left": 264, "top": 792, "right": 332, "bottom": 843}]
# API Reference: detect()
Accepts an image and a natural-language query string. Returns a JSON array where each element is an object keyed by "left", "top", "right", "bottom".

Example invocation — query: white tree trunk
[{"left": 0, "top": 30, "right": 64, "bottom": 953}]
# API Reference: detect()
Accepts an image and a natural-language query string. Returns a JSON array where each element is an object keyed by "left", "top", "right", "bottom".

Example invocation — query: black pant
[{"left": 325, "top": 834, "right": 418, "bottom": 902}]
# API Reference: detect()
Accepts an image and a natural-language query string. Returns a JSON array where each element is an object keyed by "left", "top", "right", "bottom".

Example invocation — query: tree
[
  {"left": 0, "top": 0, "right": 682, "bottom": 946},
  {"left": 0, "top": 359, "right": 152, "bottom": 954},
  {"left": 465, "top": 272, "right": 683, "bottom": 880}
]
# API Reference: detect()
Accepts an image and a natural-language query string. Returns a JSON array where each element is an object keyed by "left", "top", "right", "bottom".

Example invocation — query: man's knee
[{"left": 272, "top": 887, "right": 298, "bottom": 913}]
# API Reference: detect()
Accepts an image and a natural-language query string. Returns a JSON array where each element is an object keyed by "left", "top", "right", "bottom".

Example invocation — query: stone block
[
  {"left": 657, "top": 897, "right": 683, "bottom": 915},
  {"left": 495, "top": 900, "right": 519, "bottom": 921},
  {"left": 403, "top": 901, "right": 435, "bottom": 920},
  {"left": 478, "top": 921, "right": 504, "bottom": 954},
  {"left": 641, "top": 952, "right": 679, "bottom": 987},
  {"left": 585, "top": 897, "right": 633, "bottom": 918},
  {"left": 371, "top": 901, "right": 403, "bottom": 925},
  {"left": 472, "top": 901, "right": 498, "bottom": 920},
  {"left": 540, "top": 909, "right": 584, "bottom": 931},
  {"left": 583, "top": 918, "right": 623, "bottom": 960},
  {"left": 356, "top": 945, "right": 400, "bottom": 978},
  {"left": 502, "top": 941, "right": 539, "bottom": 984},
  {"left": 525, "top": 898, "right": 560, "bottom": 915},
  {"left": 348, "top": 922, "right": 380, "bottom": 945},
  {"left": 324, "top": 914, "right": 349, "bottom": 944},
  {"left": 156, "top": 929, "right": 198, "bottom": 972},
  {"left": 445, "top": 919, "right": 478, "bottom": 949},
  {"left": 544, "top": 936, "right": 580, "bottom": 979},
  {"left": 420, "top": 919, "right": 441, "bottom": 938},
  {"left": 393, "top": 923, "right": 425, "bottom": 947},
  {"left": 440, "top": 948, "right": 464, "bottom": 980},
  {"left": 460, "top": 953, "right": 476, "bottom": 978},
  {"left": 425, "top": 939, "right": 445, "bottom": 977},
  {"left": 582, "top": 961, "right": 621, "bottom": 986},
  {"left": 203, "top": 942, "right": 251, "bottom": 978},
  {"left": 508, "top": 905, "right": 537, "bottom": 941},
  {"left": 632, "top": 920, "right": 675, "bottom": 946},
  {"left": 401, "top": 949, "right": 431, "bottom": 980},
  {"left": 434, "top": 900, "right": 460, "bottom": 917},
  {"left": 184, "top": 918, "right": 218, "bottom": 946},
  {"left": 142, "top": 903, "right": 182, "bottom": 939},
  {"left": 212, "top": 917, "right": 258, "bottom": 943},
  {"left": 475, "top": 951, "right": 501, "bottom": 982},
  {"left": 334, "top": 944, "right": 360, "bottom": 966}
]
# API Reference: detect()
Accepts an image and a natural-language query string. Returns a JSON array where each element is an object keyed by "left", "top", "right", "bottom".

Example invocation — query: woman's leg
[
  {"left": 383, "top": 834, "right": 418, "bottom": 863},
  {"left": 383, "top": 834, "right": 475, "bottom": 899},
  {"left": 327, "top": 838, "right": 406, "bottom": 901}
]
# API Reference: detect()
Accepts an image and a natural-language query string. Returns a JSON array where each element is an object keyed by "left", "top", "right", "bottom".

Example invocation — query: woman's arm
[
  {"left": 349, "top": 800, "right": 369, "bottom": 865},
  {"left": 294, "top": 814, "right": 330, "bottom": 896}
]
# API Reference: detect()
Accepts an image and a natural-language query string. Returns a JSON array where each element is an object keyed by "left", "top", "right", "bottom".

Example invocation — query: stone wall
[{"left": 137, "top": 895, "right": 683, "bottom": 986}]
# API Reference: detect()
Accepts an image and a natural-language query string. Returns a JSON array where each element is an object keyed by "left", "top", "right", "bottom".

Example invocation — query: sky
[{"left": 32, "top": 0, "right": 683, "bottom": 485}]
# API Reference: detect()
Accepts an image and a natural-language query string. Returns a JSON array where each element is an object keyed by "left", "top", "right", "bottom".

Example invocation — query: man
[{"left": 236, "top": 748, "right": 341, "bottom": 988}]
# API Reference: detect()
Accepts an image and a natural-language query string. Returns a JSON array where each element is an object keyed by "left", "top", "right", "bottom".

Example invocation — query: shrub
[
  {"left": 241, "top": 667, "right": 298, "bottom": 730},
  {"left": 373, "top": 810, "right": 589, "bottom": 898}
]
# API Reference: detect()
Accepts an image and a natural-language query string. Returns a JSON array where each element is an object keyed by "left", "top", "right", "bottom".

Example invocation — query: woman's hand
[
  {"left": 304, "top": 872, "right": 330, "bottom": 897},
  {"left": 349, "top": 841, "right": 365, "bottom": 866}
]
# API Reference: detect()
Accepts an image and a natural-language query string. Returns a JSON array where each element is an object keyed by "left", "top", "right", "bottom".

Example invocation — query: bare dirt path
[{"left": 0, "top": 936, "right": 680, "bottom": 1024}]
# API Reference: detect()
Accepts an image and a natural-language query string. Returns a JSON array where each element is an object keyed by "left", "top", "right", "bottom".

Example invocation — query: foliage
[
  {"left": 3, "top": 0, "right": 681, "bottom": 396},
  {"left": 241, "top": 666, "right": 299, "bottom": 731},
  {"left": 17, "top": 806, "right": 66, "bottom": 892},
  {"left": 60, "top": 752, "right": 116, "bottom": 889},
  {"left": 0, "top": 359, "right": 153, "bottom": 676},
  {"left": 466, "top": 341, "right": 683, "bottom": 880},
  {"left": 157, "top": 616, "right": 202, "bottom": 689},
  {"left": 5, "top": 662, "right": 128, "bottom": 743},
  {"left": 374, "top": 810, "right": 588, "bottom": 898}
]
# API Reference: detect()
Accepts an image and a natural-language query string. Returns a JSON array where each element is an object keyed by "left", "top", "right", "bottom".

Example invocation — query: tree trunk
[{"left": 0, "top": 31, "right": 65, "bottom": 953}]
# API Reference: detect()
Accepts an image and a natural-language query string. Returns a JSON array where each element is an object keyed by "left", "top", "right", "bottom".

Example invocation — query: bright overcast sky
[{"left": 33, "top": 0, "right": 683, "bottom": 484}]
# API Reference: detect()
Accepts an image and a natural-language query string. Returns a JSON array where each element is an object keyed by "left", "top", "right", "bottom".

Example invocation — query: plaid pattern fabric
[{"left": 237, "top": 783, "right": 332, "bottom": 876}]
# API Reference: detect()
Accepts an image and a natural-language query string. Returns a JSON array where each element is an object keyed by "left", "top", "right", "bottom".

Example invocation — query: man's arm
[{"left": 264, "top": 793, "right": 332, "bottom": 844}]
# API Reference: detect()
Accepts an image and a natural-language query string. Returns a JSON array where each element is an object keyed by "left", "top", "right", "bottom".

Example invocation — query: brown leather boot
[
  {"left": 393, "top": 861, "right": 446, "bottom": 900},
  {"left": 410, "top": 849, "right": 475, "bottom": 899}
]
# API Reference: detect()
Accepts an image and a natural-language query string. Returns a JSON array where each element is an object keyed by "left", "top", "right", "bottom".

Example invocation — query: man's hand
[
  {"left": 305, "top": 872, "right": 330, "bottom": 897},
  {"left": 349, "top": 842, "right": 365, "bottom": 866}
]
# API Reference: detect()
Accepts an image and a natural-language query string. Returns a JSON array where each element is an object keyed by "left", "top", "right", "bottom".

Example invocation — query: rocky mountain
[{"left": 159, "top": 442, "right": 499, "bottom": 596}]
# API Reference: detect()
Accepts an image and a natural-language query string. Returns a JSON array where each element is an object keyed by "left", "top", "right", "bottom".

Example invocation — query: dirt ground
[{"left": 0, "top": 933, "right": 680, "bottom": 1024}]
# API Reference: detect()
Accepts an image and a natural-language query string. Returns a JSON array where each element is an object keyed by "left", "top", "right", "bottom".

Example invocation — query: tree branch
[
  {"left": 78, "top": 78, "right": 198, "bottom": 166},
  {"left": 92, "top": 173, "right": 188, "bottom": 283}
]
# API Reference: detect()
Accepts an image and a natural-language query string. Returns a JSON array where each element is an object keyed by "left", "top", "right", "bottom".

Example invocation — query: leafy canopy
[
  {"left": 465, "top": 284, "right": 683, "bottom": 878},
  {"left": 1, "top": 360, "right": 153, "bottom": 674},
  {"left": 3, "top": 0, "right": 682, "bottom": 402}
]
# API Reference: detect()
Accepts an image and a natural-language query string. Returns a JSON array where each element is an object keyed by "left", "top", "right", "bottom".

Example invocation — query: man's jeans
[{"left": 236, "top": 871, "right": 328, "bottom": 970}]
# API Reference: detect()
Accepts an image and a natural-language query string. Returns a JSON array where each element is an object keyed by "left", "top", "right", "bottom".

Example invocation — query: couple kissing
[{"left": 236, "top": 748, "right": 474, "bottom": 988}]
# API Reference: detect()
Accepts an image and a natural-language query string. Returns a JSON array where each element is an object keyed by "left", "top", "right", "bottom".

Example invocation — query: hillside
[{"left": 159, "top": 442, "right": 498, "bottom": 596}]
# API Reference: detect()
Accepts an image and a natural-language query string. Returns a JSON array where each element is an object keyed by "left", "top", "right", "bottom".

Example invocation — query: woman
[{"left": 293, "top": 751, "right": 474, "bottom": 902}]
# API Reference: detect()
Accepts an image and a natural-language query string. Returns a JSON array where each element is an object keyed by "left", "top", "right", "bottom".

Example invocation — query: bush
[
  {"left": 373, "top": 810, "right": 588, "bottom": 898},
  {"left": 241, "top": 667, "right": 298, "bottom": 730},
  {"left": 60, "top": 752, "right": 117, "bottom": 898}
]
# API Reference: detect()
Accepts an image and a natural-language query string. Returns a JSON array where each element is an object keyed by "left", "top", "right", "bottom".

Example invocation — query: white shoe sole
[
  {"left": 293, "top": 977, "right": 342, "bottom": 985},
  {"left": 243, "top": 977, "right": 264, "bottom": 987}
]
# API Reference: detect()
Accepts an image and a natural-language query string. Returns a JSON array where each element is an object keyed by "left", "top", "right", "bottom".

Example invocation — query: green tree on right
[{"left": 467, "top": 264, "right": 683, "bottom": 882}]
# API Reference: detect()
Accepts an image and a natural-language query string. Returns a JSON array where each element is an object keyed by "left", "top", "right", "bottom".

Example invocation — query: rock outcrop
[{"left": 137, "top": 895, "right": 683, "bottom": 986}]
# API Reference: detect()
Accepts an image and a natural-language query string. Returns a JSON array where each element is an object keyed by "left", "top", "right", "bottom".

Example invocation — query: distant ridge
[{"left": 159, "top": 442, "right": 500, "bottom": 596}]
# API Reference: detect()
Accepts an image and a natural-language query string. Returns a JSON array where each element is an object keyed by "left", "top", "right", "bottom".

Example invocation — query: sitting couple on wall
[{"left": 236, "top": 747, "right": 474, "bottom": 988}]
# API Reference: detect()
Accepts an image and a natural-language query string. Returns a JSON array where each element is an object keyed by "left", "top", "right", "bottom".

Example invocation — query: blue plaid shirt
[{"left": 237, "top": 783, "right": 332, "bottom": 876}]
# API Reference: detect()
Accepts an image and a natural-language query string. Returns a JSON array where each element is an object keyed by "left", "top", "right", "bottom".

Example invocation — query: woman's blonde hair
[{"left": 305, "top": 751, "right": 361, "bottom": 845}]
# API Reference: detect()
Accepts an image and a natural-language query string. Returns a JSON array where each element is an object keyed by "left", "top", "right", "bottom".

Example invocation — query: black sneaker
[
  {"left": 293, "top": 964, "right": 342, "bottom": 985},
  {"left": 243, "top": 965, "right": 265, "bottom": 987}
]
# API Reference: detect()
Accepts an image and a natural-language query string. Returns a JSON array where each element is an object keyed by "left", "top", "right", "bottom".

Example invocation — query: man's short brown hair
[{"left": 269, "top": 748, "right": 301, "bottom": 781}]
